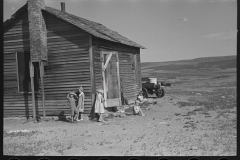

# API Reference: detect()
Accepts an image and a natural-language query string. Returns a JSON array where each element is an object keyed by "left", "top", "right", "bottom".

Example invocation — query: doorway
[{"left": 100, "top": 50, "right": 121, "bottom": 107}]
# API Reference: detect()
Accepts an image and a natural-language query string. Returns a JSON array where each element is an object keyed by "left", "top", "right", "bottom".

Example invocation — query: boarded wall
[
  {"left": 4, "top": 11, "right": 93, "bottom": 117},
  {"left": 42, "top": 12, "right": 92, "bottom": 115},
  {"left": 119, "top": 52, "right": 141, "bottom": 103},
  {"left": 4, "top": 12, "right": 35, "bottom": 117},
  {"left": 92, "top": 37, "right": 141, "bottom": 104},
  {"left": 93, "top": 47, "right": 102, "bottom": 91},
  {"left": 4, "top": 11, "right": 142, "bottom": 117}
]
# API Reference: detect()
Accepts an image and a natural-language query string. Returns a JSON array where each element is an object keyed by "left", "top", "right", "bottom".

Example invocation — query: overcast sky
[{"left": 4, "top": 0, "right": 237, "bottom": 62}]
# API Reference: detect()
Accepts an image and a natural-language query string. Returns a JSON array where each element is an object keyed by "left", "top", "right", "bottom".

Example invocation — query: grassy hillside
[
  {"left": 141, "top": 55, "right": 236, "bottom": 84},
  {"left": 149, "top": 59, "right": 236, "bottom": 71},
  {"left": 141, "top": 55, "right": 236, "bottom": 69}
]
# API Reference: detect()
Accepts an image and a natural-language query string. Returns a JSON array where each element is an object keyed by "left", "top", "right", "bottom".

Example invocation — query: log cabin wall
[
  {"left": 43, "top": 12, "right": 92, "bottom": 115},
  {"left": 4, "top": 12, "right": 34, "bottom": 117}
]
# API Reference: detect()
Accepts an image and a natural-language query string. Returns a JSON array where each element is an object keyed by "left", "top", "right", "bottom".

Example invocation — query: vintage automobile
[{"left": 141, "top": 77, "right": 165, "bottom": 98}]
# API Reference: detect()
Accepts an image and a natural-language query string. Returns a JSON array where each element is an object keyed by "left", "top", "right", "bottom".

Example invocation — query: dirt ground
[{"left": 3, "top": 69, "right": 236, "bottom": 156}]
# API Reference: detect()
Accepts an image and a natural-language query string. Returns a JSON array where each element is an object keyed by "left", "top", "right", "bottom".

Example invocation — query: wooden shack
[{"left": 3, "top": 0, "right": 145, "bottom": 118}]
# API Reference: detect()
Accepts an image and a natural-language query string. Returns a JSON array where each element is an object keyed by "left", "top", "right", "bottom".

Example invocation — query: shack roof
[{"left": 4, "top": 3, "right": 146, "bottom": 49}]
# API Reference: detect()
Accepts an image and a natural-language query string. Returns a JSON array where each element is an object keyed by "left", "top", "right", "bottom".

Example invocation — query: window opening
[
  {"left": 130, "top": 54, "right": 136, "bottom": 70},
  {"left": 16, "top": 52, "right": 31, "bottom": 92},
  {"left": 16, "top": 52, "right": 40, "bottom": 92}
]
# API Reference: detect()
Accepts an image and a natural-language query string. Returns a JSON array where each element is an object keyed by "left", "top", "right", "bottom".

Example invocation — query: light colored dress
[
  {"left": 94, "top": 93, "right": 105, "bottom": 114},
  {"left": 77, "top": 92, "right": 85, "bottom": 112}
]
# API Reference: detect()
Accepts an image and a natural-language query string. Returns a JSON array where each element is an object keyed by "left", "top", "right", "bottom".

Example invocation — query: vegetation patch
[
  {"left": 3, "top": 139, "right": 69, "bottom": 156},
  {"left": 4, "top": 130, "right": 40, "bottom": 138}
]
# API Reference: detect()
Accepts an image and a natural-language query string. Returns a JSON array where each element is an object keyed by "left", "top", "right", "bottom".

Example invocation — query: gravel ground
[{"left": 3, "top": 71, "right": 236, "bottom": 156}]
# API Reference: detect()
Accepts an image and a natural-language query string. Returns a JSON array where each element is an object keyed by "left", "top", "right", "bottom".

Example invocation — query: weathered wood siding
[
  {"left": 119, "top": 53, "right": 141, "bottom": 103},
  {"left": 93, "top": 47, "right": 102, "bottom": 91},
  {"left": 4, "top": 12, "right": 34, "bottom": 117},
  {"left": 92, "top": 37, "right": 142, "bottom": 104},
  {"left": 4, "top": 10, "right": 142, "bottom": 117},
  {"left": 4, "top": 12, "right": 93, "bottom": 117},
  {"left": 136, "top": 54, "right": 142, "bottom": 90},
  {"left": 43, "top": 12, "right": 92, "bottom": 115}
]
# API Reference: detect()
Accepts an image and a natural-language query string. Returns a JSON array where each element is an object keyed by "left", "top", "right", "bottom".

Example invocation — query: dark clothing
[{"left": 67, "top": 94, "right": 79, "bottom": 118}]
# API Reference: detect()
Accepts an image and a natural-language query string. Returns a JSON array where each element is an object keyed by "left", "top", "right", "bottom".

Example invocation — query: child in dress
[
  {"left": 135, "top": 91, "right": 147, "bottom": 106},
  {"left": 94, "top": 89, "right": 105, "bottom": 122},
  {"left": 133, "top": 91, "right": 146, "bottom": 116},
  {"left": 67, "top": 92, "right": 79, "bottom": 122},
  {"left": 77, "top": 86, "right": 85, "bottom": 121}
]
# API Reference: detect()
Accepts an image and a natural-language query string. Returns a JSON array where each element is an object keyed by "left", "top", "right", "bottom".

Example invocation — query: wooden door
[{"left": 101, "top": 50, "right": 121, "bottom": 107}]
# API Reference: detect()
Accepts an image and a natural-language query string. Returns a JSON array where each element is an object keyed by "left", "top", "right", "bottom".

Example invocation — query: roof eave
[{"left": 44, "top": 7, "right": 145, "bottom": 49}]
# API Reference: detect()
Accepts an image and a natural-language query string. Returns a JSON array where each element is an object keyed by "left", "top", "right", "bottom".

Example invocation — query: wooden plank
[
  {"left": 46, "top": 59, "right": 90, "bottom": 64},
  {"left": 44, "top": 73, "right": 90, "bottom": 79},
  {"left": 47, "top": 39, "right": 89, "bottom": 46},
  {"left": 93, "top": 47, "right": 103, "bottom": 91},
  {"left": 46, "top": 60, "right": 90, "bottom": 65},
  {"left": 102, "top": 53, "right": 112, "bottom": 71},
  {"left": 29, "top": 62, "right": 36, "bottom": 120},
  {"left": 44, "top": 64, "right": 90, "bottom": 71},
  {"left": 47, "top": 36, "right": 88, "bottom": 42},
  {"left": 45, "top": 82, "right": 91, "bottom": 89},
  {"left": 48, "top": 48, "right": 88, "bottom": 54},
  {"left": 116, "top": 52, "right": 122, "bottom": 106},
  {"left": 101, "top": 51, "right": 107, "bottom": 107},
  {"left": 47, "top": 45, "right": 89, "bottom": 51},
  {"left": 89, "top": 35, "right": 95, "bottom": 106},
  {"left": 39, "top": 62, "right": 46, "bottom": 119},
  {"left": 93, "top": 37, "right": 140, "bottom": 54},
  {"left": 48, "top": 54, "right": 89, "bottom": 59},
  {"left": 44, "top": 85, "right": 91, "bottom": 90},
  {"left": 47, "top": 32, "right": 88, "bottom": 39}
]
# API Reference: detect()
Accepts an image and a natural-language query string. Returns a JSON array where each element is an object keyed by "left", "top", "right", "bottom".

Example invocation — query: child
[
  {"left": 94, "top": 89, "right": 105, "bottom": 122},
  {"left": 133, "top": 91, "right": 146, "bottom": 116},
  {"left": 133, "top": 105, "right": 145, "bottom": 116},
  {"left": 67, "top": 92, "right": 79, "bottom": 123},
  {"left": 77, "top": 86, "right": 85, "bottom": 121},
  {"left": 135, "top": 91, "right": 147, "bottom": 106}
]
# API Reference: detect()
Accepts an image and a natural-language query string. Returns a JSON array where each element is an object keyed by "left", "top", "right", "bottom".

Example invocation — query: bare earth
[{"left": 3, "top": 68, "right": 236, "bottom": 156}]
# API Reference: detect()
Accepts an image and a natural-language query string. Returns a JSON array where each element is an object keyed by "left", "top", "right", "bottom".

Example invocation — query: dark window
[
  {"left": 16, "top": 52, "right": 40, "bottom": 92},
  {"left": 32, "top": 62, "right": 40, "bottom": 92},
  {"left": 16, "top": 52, "right": 31, "bottom": 92},
  {"left": 130, "top": 54, "right": 136, "bottom": 70}
]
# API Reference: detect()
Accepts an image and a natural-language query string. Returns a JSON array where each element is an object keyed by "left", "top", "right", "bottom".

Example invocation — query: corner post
[
  {"left": 116, "top": 52, "right": 122, "bottom": 106},
  {"left": 100, "top": 52, "right": 107, "bottom": 107},
  {"left": 39, "top": 61, "right": 46, "bottom": 119},
  {"left": 29, "top": 61, "right": 36, "bottom": 120},
  {"left": 89, "top": 35, "right": 96, "bottom": 105}
]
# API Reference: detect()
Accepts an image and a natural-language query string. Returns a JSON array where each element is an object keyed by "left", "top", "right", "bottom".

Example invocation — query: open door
[{"left": 101, "top": 50, "right": 121, "bottom": 107}]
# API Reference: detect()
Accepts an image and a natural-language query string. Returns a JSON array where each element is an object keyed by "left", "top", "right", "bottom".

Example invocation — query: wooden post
[
  {"left": 89, "top": 35, "right": 96, "bottom": 105},
  {"left": 29, "top": 62, "right": 36, "bottom": 120},
  {"left": 116, "top": 52, "right": 122, "bottom": 106},
  {"left": 39, "top": 61, "right": 46, "bottom": 119},
  {"left": 102, "top": 53, "right": 112, "bottom": 71},
  {"left": 101, "top": 52, "right": 107, "bottom": 107}
]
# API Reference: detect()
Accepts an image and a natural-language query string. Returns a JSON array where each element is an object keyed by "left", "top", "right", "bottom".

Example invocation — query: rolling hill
[{"left": 141, "top": 55, "right": 236, "bottom": 70}]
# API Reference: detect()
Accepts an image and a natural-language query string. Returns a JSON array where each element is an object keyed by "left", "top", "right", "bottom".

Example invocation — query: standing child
[
  {"left": 77, "top": 86, "right": 85, "bottom": 121},
  {"left": 67, "top": 92, "right": 79, "bottom": 122},
  {"left": 94, "top": 89, "right": 105, "bottom": 122}
]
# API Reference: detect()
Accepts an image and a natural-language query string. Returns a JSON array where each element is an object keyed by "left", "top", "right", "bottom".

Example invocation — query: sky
[{"left": 3, "top": 0, "right": 237, "bottom": 62}]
